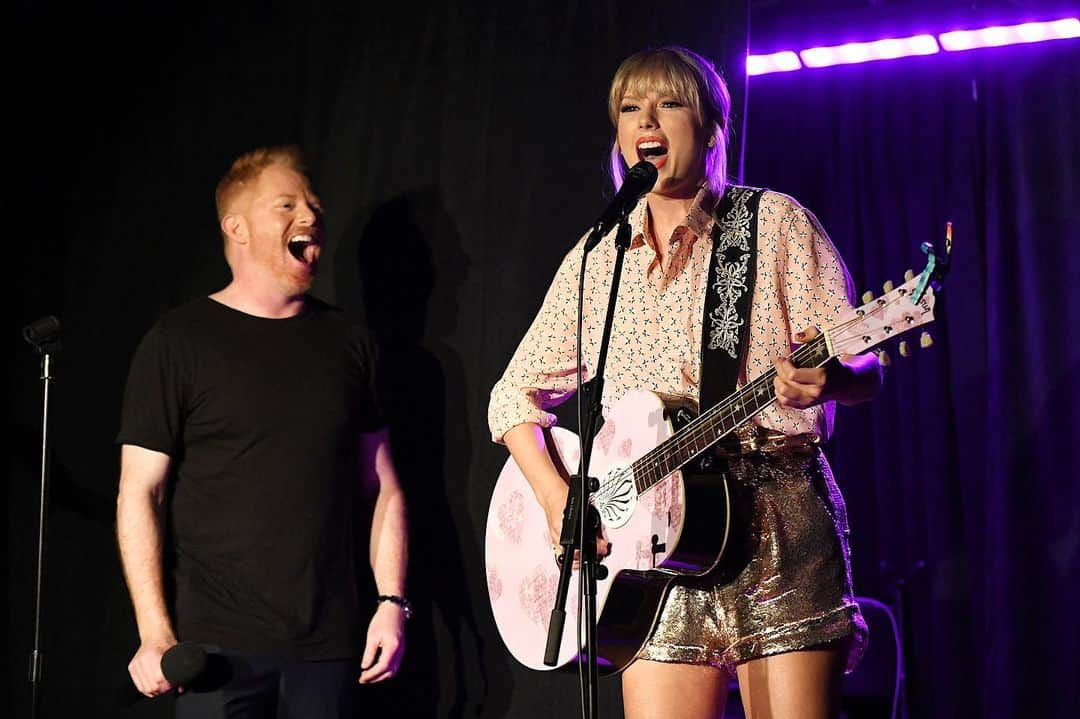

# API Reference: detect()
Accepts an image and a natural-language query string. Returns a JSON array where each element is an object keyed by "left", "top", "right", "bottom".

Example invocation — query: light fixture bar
[
  {"left": 747, "top": 17, "right": 1079, "bottom": 75},
  {"left": 939, "top": 18, "right": 1080, "bottom": 51}
]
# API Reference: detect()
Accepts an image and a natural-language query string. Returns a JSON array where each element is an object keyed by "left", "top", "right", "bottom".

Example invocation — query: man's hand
[
  {"left": 357, "top": 601, "right": 406, "bottom": 684},
  {"left": 128, "top": 636, "right": 177, "bottom": 697}
]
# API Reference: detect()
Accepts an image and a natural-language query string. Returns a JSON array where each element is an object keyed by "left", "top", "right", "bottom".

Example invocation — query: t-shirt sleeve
[
  {"left": 115, "top": 323, "right": 185, "bottom": 456},
  {"left": 350, "top": 327, "right": 387, "bottom": 434}
]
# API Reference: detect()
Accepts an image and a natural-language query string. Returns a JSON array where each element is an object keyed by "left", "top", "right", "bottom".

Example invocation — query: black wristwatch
[{"left": 377, "top": 594, "right": 413, "bottom": 620}]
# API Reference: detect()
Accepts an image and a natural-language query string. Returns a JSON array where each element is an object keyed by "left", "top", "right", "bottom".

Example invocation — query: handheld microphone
[
  {"left": 585, "top": 160, "right": 659, "bottom": 251},
  {"left": 119, "top": 642, "right": 209, "bottom": 705},
  {"left": 161, "top": 642, "right": 207, "bottom": 686}
]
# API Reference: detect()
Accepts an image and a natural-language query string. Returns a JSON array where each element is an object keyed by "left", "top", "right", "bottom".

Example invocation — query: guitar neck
[
  {"left": 626, "top": 242, "right": 948, "bottom": 495},
  {"left": 630, "top": 334, "right": 833, "bottom": 494}
]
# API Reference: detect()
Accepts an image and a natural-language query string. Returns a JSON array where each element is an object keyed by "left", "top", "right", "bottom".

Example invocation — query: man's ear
[{"left": 221, "top": 214, "right": 247, "bottom": 245}]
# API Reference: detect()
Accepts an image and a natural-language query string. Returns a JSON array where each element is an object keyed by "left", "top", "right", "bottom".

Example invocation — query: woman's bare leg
[
  {"left": 735, "top": 642, "right": 846, "bottom": 719},
  {"left": 622, "top": 659, "right": 730, "bottom": 719}
]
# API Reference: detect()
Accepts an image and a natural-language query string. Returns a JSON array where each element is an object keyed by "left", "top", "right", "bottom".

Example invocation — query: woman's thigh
[
  {"left": 735, "top": 643, "right": 846, "bottom": 719},
  {"left": 622, "top": 658, "right": 730, "bottom": 719}
]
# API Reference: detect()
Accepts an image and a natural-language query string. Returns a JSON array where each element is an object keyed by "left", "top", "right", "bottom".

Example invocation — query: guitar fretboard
[{"left": 629, "top": 335, "right": 832, "bottom": 494}]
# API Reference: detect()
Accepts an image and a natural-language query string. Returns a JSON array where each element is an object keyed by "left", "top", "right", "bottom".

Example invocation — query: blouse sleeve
[
  {"left": 779, "top": 198, "right": 855, "bottom": 341},
  {"left": 749, "top": 192, "right": 857, "bottom": 439},
  {"left": 488, "top": 238, "right": 589, "bottom": 443}
]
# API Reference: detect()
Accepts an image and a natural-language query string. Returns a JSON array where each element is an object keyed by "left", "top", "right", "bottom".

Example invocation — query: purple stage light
[
  {"left": 799, "top": 35, "right": 939, "bottom": 68},
  {"left": 939, "top": 18, "right": 1079, "bottom": 51},
  {"left": 747, "top": 50, "right": 801, "bottom": 76},
  {"left": 749, "top": 17, "right": 1078, "bottom": 75}
]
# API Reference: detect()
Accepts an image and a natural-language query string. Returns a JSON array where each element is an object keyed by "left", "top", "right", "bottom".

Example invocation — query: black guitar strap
[{"left": 698, "top": 185, "right": 763, "bottom": 415}]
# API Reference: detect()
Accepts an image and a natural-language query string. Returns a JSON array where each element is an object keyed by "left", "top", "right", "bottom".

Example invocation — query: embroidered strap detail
[{"left": 699, "top": 186, "right": 763, "bottom": 414}]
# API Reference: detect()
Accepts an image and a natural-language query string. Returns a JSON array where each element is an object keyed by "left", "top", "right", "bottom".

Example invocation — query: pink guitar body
[{"left": 485, "top": 389, "right": 730, "bottom": 673}]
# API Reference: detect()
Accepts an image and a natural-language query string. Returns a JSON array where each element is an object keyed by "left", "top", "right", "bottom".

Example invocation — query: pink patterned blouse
[{"left": 488, "top": 187, "right": 855, "bottom": 444}]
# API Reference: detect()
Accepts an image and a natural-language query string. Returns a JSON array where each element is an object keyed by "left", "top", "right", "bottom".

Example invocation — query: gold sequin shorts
[{"left": 636, "top": 448, "right": 867, "bottom": 674}]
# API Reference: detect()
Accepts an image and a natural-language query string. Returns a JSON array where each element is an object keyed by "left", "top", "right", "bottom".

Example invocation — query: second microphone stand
[
  {"left": 22, "top": 315, "right": 62, "bottom": 719},
  {"left": 544, "top": 218, "right": 633, "bottom": 719}
]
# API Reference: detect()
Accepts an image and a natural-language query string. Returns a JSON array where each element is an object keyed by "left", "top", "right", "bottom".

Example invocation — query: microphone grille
[
  {"left": 626, "top": 160, "right": 658, "bottom": 189},
  {"left": 161, "top": 642, "right": 207, "bottom": 685}
]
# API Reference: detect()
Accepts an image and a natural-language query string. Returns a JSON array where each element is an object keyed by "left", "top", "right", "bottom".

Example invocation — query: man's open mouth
[{"left": 288, "top": 235, "right": 319, "bottom": 264}]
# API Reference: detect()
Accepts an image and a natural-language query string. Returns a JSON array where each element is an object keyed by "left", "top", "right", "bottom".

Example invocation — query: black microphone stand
[
  {"left": 22, "top": 316, "right": 62, "bottom": 719},
  {"left": 544, "top": 217, "right": 633, "bottom": 719}
]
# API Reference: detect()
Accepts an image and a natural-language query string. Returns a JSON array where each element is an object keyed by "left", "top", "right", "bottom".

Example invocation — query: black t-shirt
[{"left": 117, "top": 296, "right": 384, "bottom": 659}]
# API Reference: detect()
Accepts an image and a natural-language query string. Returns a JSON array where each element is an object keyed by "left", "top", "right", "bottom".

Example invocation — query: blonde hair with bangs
[{"left": 607, "top": 46, "right": 731, "bottom": 195}]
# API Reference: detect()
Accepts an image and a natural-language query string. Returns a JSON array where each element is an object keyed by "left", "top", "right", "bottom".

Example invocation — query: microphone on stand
[
  {"left": 584, "top": 160, "right": 659, "bottom": 251},
  {"left": 24, "top": 314, "right": 63, "bottom": 719},
  {"left": 22, "top": 315, "right": 62, "bottom": 354}
]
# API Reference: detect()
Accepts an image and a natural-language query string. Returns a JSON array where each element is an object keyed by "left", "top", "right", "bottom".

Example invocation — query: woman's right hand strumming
[
  {"left": 504, "top": 423, "right": 612, "bottom": 566},
  {"left": 537, "top": 469, "right": 612, "bottom": 567}
]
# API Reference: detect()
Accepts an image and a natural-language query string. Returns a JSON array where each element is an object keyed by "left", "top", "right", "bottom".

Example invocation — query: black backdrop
[
  {"left": 10, "top": 1, "right": 1079, "bottom": 718},
  {"left": 9, "top": 2, "right": 749, "bottom": 717}
]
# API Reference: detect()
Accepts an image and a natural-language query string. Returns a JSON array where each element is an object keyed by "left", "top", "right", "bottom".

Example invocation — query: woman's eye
[
  {"left": 660, "top": 100, "right": 683, "bottom": 108},
  {"left": 620, "top": 104, "right": 639, "bottom": 113}
]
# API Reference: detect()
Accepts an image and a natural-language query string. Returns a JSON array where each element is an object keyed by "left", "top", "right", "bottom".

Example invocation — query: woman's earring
[{"left": 706, "top": 137, "right": 716, "bottom": 148}]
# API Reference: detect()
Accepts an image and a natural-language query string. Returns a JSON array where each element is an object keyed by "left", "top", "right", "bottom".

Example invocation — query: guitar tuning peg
[
  {"left": 876, "top": 349, "right": 891, "bottom": 367},
  {"left": 883, "top": 280, "right": 895, "bottom": 293},
  {"left": 904, "top": 269, "right": 915, "bottom": 282},
  {"left": 861, "top": 290, "right": 874, "bottom": 304},
  {"left": 920, "top": 331, "right": 933, "bottom": 348},
  {"left": 898, "top": 340, "right": 910, "bottom": 357}
]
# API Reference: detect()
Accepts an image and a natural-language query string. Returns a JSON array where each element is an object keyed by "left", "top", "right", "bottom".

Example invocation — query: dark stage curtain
[
  {"left": 10, "top": 1, "right": 1077, "bottom": 717},
  {"left": 9, "top": 2, "right": 748, "bottom": 718},
  {"left": 743, "top": 40, "right": 1080, "bottom": 718}
]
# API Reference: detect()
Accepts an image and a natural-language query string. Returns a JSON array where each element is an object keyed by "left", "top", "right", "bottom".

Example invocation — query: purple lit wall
[{"left": 743, "top": 8, "right": 1079, "bottom": 716}]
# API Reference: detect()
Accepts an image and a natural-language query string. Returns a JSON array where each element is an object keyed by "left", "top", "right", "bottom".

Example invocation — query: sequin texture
[{"left": 637, "top": 449, "right": 867, "bottom": 674}]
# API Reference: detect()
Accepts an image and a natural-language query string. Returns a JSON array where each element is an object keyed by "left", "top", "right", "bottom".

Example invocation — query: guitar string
[
  {"left": 600, "top": 338, "right": 816, "bottom": 496},
  {"left": 593, "top": 290, "right": 919, "bottom": 499},
  {"left": 613, "top": 291, "right": 918, "bottom": 493},
  {"left": 631, "top": 289, "right": 920, "bottom": 481},
  {"left": 593, "top": 339, "right": 818, "bottom": 499},
  {"left": 631, "top": 291, "right": 919, "bottom": 487},
  {"left": 603, "top": 335, "right": 822, "bottom": 492},
  {"left": 641, "top": 300, "right": 910, "bottom": 485}
]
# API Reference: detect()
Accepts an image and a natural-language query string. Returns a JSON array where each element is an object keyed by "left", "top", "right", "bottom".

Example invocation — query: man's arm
[
  {"left": 357, "top": 428, "right": 408, "bottom": 684},
  {"left": 116, "top": 444, "right": 177, "bottom": 697}
]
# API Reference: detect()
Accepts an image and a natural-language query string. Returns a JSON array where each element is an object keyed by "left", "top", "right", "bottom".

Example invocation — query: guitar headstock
[
  {"left": 828, "top": 275, "right": 937, "bottom": 358},
  {"left": 826, "top": 225, "right": 953, "bottom": 361}
]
